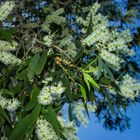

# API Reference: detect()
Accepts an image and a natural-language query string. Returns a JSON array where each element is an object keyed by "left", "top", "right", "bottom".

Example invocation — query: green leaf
[
  {"left": 62, "top": 76, "right": 72, "bottom": 101},
  {"left": 45, "top": 106, "right": 67, "bottom": 140},
  {"left": 84, "top": 67, "right": 97, "bottom": 73},
  {"left": 0, "top": 28, "right": 16, "bottom": 41},
  {"left": 83, "top": 73, "right": 91, "bottom": 91},
  {"left": 68, "top": 104, "right": 73, "bottom": 122},
  {"left": 0, "top": 89, "right": 14, "bottom": 97},
  {"left": 74, "top": 45, "right": 84, "bottom": 62},
  {"left": 25, "top": 87, "right": 40, "bottom": 111},
  {"left": 16, "top": 68, "right": 28, "bottom": 80},
  {"left": 0, "top": 105, "right": 11, "bottom": 124},
  {"left": 47, "top": 106, "right": 61, "bottom": 132},
  {"left": 84, "top": 57, "right": 98, "bottom": 70},
  {"left": 9, "top": 104, "right": 41, "bottom": 140},
  {"left": 97, "top": 56, "right": 102, "bottom": 79},
  {"left": 102, "top": 60, "right": 115, "bottom": 81},
  {"left": 36, "top": 50, "right": 48, "bottom": 75},
  {"left": 27, "top": 54, "right": 40, "bottom": 80},
  {"left": 84, "top": 103, "right": 90, "bottom": 120},
  {"left": 84, "top": 73, "right": 100, "bottom": 89},
  {"left": 0, "top": 115, "right": 5, "bottom": 127},
  {"left": 79, "top": 84, "right": 87, "bottom": 102},
  {"left": 86, "top": 13, "right": 93, "bottom": 36}
]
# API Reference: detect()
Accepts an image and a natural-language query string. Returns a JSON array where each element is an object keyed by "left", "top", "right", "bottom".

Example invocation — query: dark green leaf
[
  {"left": 86, "top": 14, "right": 93, "bottom": 36},
  {"left": 0, "top": 105, "right": 11, "bottom": 124},
  {"left": 68, "top": 103, "right": 73, "bottom": 121},
  {"left": 25, "top": 87, "right": 40, "bottom": 111},
  {"left": 9, "top": 104, "right": 41, "bottom": 140},
  {"left": 84, "top": 73, "right": 100, "bottom": 89},
  {"left": 36, "top": 50, "right": 48, "bottom": 75},
  {"left": 27, "top": 54, "right": 40, "bottom": 80},
  {"left": 79, "top": 84, "right": 87, "bottom": 102},
  {"left": 83, "top": 73, "right": 91, "bottom": 91}
]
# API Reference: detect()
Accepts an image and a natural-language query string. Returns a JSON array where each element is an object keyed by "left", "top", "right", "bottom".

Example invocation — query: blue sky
[{"left": 78, "top": 103, "right": 140, "bottom": 140}]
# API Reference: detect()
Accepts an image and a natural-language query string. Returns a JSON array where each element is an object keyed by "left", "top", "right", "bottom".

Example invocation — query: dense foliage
[{"left": 0, "top": 0, "right": 140, "bottom": 140}]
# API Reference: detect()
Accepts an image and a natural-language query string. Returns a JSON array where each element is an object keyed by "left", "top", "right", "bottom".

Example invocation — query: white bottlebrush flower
[
  {"left": 37, "top": 86, "right": 54, "bottom": 105},
  {"left": 0, "top": 40, "right": 17, "bottom": 51},
  {"left": 0, "top": 93, "right": 20, "bottom": 112},
  {"left": 74, "top": 102, "right": 88, "bottom": 126},
  {"left": 42, "top": 77, "right": 53, "bottom": 84},
  {"left": 89, "top": 2, "right": 101, "bottom": 16},
  {"left": 100, "top": 49, "right": 124, "bottom": 69},
  {"left": 0, "top": 40, "right": 21, "bottom": 65},
  {"left": 38, "top": 79, "right": 65, "bottom": 105},
  {"left": 119, "top": 74, "right": 140, "bottom": 99},
  {"left": 36, "top": 116, "right": 59, "bottom": 140},
  {"left": 75, "top": 108, "right": 88, "bottom": 126},
  {"left": 43, "top": 35, "right": 53, "bottom": 46},
  {"left": 0, "top": 51, "right": 21, "bottom": 65},
  {"left": 6, "top": 98, "right": 20, "bottom": 112},
  {"left": 73, "top": 102, "right": 96, "bottom": 127},
  {"left": 57, "top": 116, "right": 79, "bottom": 140},
  {"left": 0, "top": 1, "right": 15, "bottom": 21},
  {"left": 0, "top": 94, "right": 7, "bottom": 108}
]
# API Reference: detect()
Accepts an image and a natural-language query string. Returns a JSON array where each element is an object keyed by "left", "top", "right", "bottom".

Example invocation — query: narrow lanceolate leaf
[
  {"left": 47, "top": 106, "right": 61, "bottom": 131},
  {"left": 45, "top": 106, "right": 67, "bottom": 140},
  {"left": 97, "top": 56, "right": 102, "bottom": 79},
  {"left": 25, "top": 87, "right": 40, "bottom": 111},
  {"left": 83, "top": 73, "right": 91, "bottom": 91},
  {"left": 84, "top": 67, "right": 97, "bottom": 73},
  {"left": 79, "top": 84, "right": 87, "bottom": 102},
  {"left": 68, "top": 103, "right": 73, "bottom": 121},
  {"left": 0, "top": 105, "right": 11, "bottom": 124},
  {"left": 86, "top": 13, "right": 93, "bottom": 36},
  {"left": 84, "top": 73, "right": 100, "bottom": 89},
  {"left": 36, "top": 50, "right": 48, "bottom": 75},
  {"left": 9, "top": 104, "right": 41, "bottom": 140},
  {"left": 84, "top": 57, "right": 98, "bottom": 70},
  {"left": 102, "top": 60, "right": 115, "bottom": 81},
  {"left": 27, "top": 54, "right": 40, "bottom": 80}
]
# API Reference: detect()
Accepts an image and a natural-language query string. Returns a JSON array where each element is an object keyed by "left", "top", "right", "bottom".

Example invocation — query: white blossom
[
  {"left": 0, "top": 1, "right": 15, "bottom": 21},
  {"left": 119, "top": 74, "right": 140, "bottom": 99},
  {"left": 0, "top": 93, "right": 20, "bottom": 112},
  {"left": 38, "top": 78, "right": 65, "bottom": 105},
  {"left": 100, "top": 49, "right": 124, "bottom": 70},
  {"left": 73, "top": 102, "right": 96, "bottom": 127},
  {"left": 57, "top": 116, "right": 79, "bottom": 140},
  {"left": 0, "top": 51, "right": 21, "bottom": 65},
  {"left": 36, "top": 116, "right": 59, "bottom": 140}
]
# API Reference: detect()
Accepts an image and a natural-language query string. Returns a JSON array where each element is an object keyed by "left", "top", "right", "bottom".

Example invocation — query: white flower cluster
[
  {"left": 119, "top": 74, "right": 140, "bottom": 100},
  {"left": 100, "top": 49, "right": 124, "bottom": 69},
  {"left": 77, "top": 3, "right": 134, "bottom": 71},
  {"left": 43, "top": 35, "right": 53, "bottom": 46},
  {"left": 0, "top": 40, "right": 21, "bottom": 65},
  {"left": 108, "top": 74, "right": 140, "bottom": 100},
  {"left": 0, "top": 1, "right": 15, "bottom": 21},
  {"left": 82, "top": 25, "right": 109, "bottom": 46},
  {"left": 36, "top": 116, "right": 59, "bottom": 140},
  {"left": 107, "top": 30, "right": 134, "bottom": 55},
  {"left": 57, "top": 116, "right": 79, "bottom": 140},
  {"left": 0, "top": 93, "right": 20, "bottom": 112},
  {"left": 38, "top": 77, "right": 65, "bottom": 105},
  {"left": 74, "top": 102, "right": 96, "bottom": 126}
]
